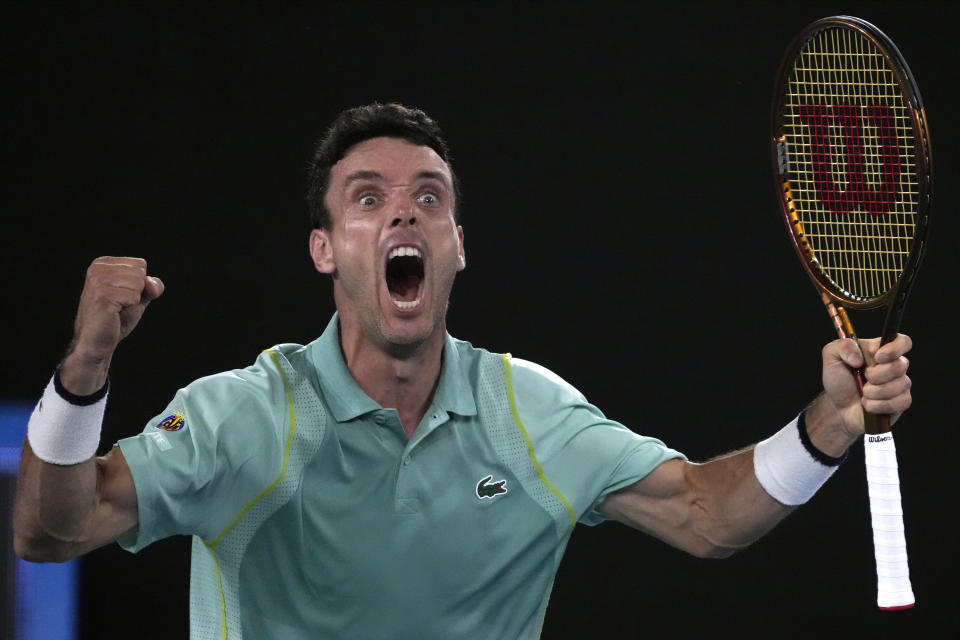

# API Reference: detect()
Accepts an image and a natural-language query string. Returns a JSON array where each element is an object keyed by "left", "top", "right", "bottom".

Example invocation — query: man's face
[{"left": 310, "top": 136, "right": 465, "bottom": 354}]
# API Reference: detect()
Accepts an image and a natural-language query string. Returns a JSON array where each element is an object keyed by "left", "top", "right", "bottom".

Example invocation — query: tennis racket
[{"left": 770, "top": 16, "right": 932, "bottom": 610}]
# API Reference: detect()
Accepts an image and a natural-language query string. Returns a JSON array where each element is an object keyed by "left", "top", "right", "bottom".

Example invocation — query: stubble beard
[{"left": 376, "top": 297, "right": 450, "bottom": 360}]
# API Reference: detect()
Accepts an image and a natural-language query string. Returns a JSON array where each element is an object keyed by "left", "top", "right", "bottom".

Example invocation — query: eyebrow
[
  {"left": 343, "top": 170, "right": 384, "bottom": 185},
  {"left": 342, "top": 170, "right": 452, "bottom": 190},
  {"left": 414, "top": 171, "right": 452, "bottom": 189}
]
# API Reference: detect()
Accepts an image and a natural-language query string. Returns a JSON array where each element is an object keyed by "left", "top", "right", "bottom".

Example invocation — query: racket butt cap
[{"left": 878, "top": 603, "right": 915, "bottom": 611}]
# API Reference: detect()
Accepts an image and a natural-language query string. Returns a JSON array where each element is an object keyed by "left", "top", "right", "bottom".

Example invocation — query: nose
[
  {"left": 391, "top": 215, "right": 416, "bottom": 227},
  {"left": 390, "top": 196, "right": 417, "bottom": 227}
]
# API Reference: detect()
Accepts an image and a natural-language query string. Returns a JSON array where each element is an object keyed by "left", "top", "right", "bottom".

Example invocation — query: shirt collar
[{"left": 309, "top": 313, "right": 477, "bottom": 423}]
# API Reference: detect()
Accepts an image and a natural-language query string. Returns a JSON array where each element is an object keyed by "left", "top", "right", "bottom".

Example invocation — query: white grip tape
[{"left": 864, "top": 433, "right": 915, "bottom": 609}]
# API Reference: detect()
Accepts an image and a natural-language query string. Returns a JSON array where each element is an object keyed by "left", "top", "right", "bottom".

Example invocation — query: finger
[
  {"left": 825, "top": 337, "right": 864, "bottom": 369},
  {"left": 865, "top": 356, "right": 910, "bottom": 386},
  {"left": 141, "top": 276, "right": 165, "bottom": 303},
  {"left": 93, "top": 286, "right": 141, "bottom": 309},
  {"left": 862, "top": 386, "right": 912, "bottom": 416},
  {"left": 88, "top": 258, "right": 150, "bottom": 287},
  {"left": 863, "top": 373, "right": 912, "bottom": 401},
  {"left": 83, "top": 271, "right": 142, "bottom": 305},
  {"left": 86, "top": 260, "right": 155, "bottom": 299},
  {"left": 91, "top": 256, "right": 148, "bottom": 270},
  {"left": 856, "top": 336, "right": 880, "bottom": 365},
  {"left": 87, "top": 270, "right": 150, "bottom": 297},
  {"left": 88, "top": 258, "right": 147, "bottom": 282},
  {"left": 93, "top": 275, "right": 160, "bottom": 310},
  {"left": 876, "top": 333, "right": 913, "bottom": 363}
]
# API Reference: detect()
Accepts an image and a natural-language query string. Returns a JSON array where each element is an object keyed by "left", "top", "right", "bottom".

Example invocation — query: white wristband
[
  {"left": 753, "top": 414, "right": 841, "bottom": 506},
  {"left": 27, "top": 370, "right": 108, "bottom": 465}
]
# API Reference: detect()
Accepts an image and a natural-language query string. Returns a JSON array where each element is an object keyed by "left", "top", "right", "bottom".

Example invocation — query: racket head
[{"left": 771, "top": 16, "right": 933, "bottom": 312}]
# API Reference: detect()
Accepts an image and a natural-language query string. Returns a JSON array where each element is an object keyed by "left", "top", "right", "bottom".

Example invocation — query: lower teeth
[{"left": 394, "top": 299, "right": 420, "bottom": 309}]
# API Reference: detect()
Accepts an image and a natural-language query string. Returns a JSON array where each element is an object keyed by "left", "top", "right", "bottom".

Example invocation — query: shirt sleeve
[
  {"left": 510, "top": 358, "right": 686, "bottom": 526},
  {"left": 116, "top": 350, "right": 291, "bottom": 552}
]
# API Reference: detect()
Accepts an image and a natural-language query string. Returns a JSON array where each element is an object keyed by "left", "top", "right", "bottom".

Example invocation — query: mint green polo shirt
[{"left": 117, "top": 314, "right": 684, "bottom": 639}]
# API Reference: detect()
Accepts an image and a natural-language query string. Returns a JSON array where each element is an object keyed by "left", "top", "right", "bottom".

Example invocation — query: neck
[{"left": 337, "top": 317, "right": 445, "bottom": 438}]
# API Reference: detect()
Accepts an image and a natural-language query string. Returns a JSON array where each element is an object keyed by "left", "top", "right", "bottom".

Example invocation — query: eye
[
  {"left": 358, "top": 193, "right": 379, "bottom": 207},
  {"left": 418, "top": 192, "right": 439, "bottom": 206}
]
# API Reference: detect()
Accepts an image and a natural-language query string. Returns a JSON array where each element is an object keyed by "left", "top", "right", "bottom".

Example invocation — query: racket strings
[{"left": 782, "top": 26, "right": 918, "bottom": 301}]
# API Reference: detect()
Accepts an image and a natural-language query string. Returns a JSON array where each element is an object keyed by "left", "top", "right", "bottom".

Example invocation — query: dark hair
[{"left": 306, "top": 103, "right": 460, "bottom": 229}]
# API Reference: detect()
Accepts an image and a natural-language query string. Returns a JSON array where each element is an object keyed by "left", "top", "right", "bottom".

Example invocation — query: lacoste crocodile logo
[{"left": 476, "top": 475, "right": 508, "bottom": 499}]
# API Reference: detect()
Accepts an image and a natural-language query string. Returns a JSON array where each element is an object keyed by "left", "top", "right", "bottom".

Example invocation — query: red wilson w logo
[{"left": 798, "top": 104, "right": 902, "bottom": 215}]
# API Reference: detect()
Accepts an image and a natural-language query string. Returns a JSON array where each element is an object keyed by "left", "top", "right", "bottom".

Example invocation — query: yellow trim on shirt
[
  {"left": 501, "top": 353, "right": 577, "bottom": 528},
  {"left": 202, "top": 349, "right": 298, "bottom": 638}
]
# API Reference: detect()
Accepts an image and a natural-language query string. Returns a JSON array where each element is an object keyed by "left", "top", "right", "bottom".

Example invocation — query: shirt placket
[{"left": 393, "top": 406, "right": 450, "bottom": 515}]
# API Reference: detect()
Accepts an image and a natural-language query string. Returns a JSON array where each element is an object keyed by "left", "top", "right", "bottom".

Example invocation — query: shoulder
[
  {"left": 446, "top": 337, "right": 583, "bottom": 398},
  {"left": 445, "top": 333, "right": 588, "bottom": 401},
  {"left": 507, "top": 356, "right": 588, "bottom": 405},
  {"left": 195, "top": 343, "right": 306, "bottom": 385},
  {"left": 176, "top": 343, "right": 309, "bottom": 419}
]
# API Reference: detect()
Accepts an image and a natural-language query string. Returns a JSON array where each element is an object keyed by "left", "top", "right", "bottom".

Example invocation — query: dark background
[{"left": 3, "top": 1, "right": 957, "bottom": 638}]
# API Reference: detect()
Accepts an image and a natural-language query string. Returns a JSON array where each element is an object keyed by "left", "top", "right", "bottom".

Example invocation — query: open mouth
[{"left": 385, "top": 246, "right": 424, "bottom": 310}]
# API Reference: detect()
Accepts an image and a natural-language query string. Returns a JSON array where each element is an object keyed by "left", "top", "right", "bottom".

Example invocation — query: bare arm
[
  {"left": 14, "top": 443, "right": 138, "bottom": 562},
  {"left": 597, "top": 440, "right": 793, "bottom": 559},
  {"left": 598, "top": 334, "right": 914, "bottom": 558},
  {"left": 13, "top": 257, "right": 163, "bottom": 562}
]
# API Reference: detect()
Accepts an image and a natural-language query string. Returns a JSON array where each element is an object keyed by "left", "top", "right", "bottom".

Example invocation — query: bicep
[{"left": 597, "top": 458, "right": 709, "bottom": 553}]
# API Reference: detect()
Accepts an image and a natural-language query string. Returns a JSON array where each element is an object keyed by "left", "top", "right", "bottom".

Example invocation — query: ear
[
  {"left": 456, "top": 226, "right": 466, "bottom": 271},
  {"left": 309, "top": 228, "right": 336, "bottom": 274}
]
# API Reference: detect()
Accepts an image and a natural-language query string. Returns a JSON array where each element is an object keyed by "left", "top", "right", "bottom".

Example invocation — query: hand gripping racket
[{"left": 770, "top": 16, "right": 932, "bottom": 609}]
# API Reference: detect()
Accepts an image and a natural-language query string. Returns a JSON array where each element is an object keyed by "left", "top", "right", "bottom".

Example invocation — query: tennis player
[{"left": 14, "top": 103, "right": 914, "bottom": 639}]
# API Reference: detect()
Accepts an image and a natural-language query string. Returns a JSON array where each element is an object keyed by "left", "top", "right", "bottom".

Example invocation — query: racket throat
[{"left": 820, "top": 291, "right": 856, "bottom": 339}]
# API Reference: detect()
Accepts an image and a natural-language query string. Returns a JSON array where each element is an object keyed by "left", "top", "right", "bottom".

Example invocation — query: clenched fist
[{"left": 61, "top": 257, "right": 164, "bottom": 394}]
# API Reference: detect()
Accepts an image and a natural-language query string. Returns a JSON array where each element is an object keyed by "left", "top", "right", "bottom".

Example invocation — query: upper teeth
[{"left": 388, "top": 246, "right": 421, "bottom": 259}]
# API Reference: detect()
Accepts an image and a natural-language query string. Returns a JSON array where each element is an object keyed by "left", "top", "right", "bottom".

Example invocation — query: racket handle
[{"left": 864, "top": 432, "right": 915, "bottom": 609}]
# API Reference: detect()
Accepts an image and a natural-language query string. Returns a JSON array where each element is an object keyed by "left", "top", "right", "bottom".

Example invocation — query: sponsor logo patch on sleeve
[{"left": 156, "top": 412, "right": 186, "bottom": 432}]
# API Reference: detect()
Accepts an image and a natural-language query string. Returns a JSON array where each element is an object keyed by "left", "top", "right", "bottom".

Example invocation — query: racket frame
[
  {"left": 769, "top": 15, "right": 932, "bottom": 610},
  {"left": 771, "top": 16, "right": 933, "bottom": 337}
]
